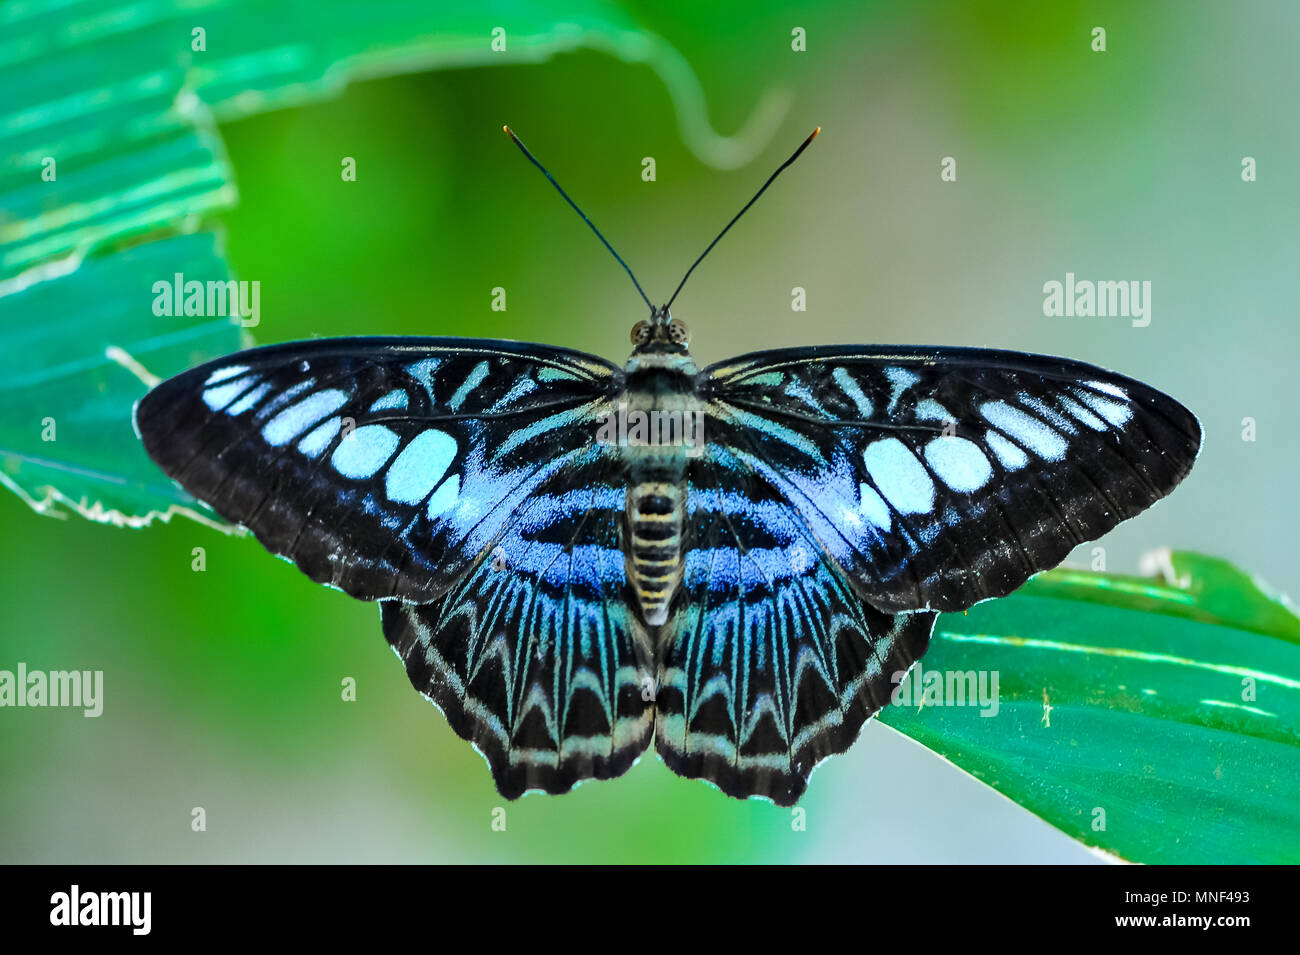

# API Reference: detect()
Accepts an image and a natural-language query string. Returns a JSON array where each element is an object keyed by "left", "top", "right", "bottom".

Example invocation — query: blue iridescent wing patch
[
  {"left": 135, "top": 337, "right": 620, "bottom": 603},
  {"left": 702, "top": 345, "right": 1202, "bottom": 613}
]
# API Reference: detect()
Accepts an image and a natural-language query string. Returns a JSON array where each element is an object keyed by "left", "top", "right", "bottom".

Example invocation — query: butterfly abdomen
[{"left": 627, "top": 478, "right": 685, "bottom": 626}]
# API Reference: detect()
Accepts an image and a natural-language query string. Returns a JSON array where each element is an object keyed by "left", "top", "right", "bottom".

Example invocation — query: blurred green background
[{"left": 2, "top": 0, "right": 1297, "bottom": 862}]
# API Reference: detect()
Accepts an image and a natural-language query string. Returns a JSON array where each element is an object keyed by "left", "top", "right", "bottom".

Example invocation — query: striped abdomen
[{"left": 627, "top": 479, "right": 684, "bottom": 626}]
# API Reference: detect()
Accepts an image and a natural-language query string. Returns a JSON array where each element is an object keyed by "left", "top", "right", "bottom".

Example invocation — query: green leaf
[
  {"left": 0, "top": 232, "right": 245, "bottom": 527},
  {"left": 0, "top": 0, "right": 785, "bottom": 523},
  {"left": 880, "top": 550, "right": 1300, "bottom": 864},
  {"left": 1, "top": 0, "right": 783, "bottom": 279}
]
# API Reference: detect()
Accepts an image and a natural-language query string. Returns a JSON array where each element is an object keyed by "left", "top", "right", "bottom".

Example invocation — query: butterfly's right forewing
[{"left": 703, "top": 345, "right": 1201, "bottom": 614}]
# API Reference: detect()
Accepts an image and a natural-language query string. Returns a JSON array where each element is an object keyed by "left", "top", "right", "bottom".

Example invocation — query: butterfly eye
[
  {"left": 631, "top": 321, "right": 652, "bottom": 345},
  {"left": 667, "top": 319, "right": 690, "bottom": 344}
]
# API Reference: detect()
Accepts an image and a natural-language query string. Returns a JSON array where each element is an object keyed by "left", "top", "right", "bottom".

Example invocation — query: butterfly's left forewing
[{"left": 135, "top": 337, "right": 621, "bottom": 603}]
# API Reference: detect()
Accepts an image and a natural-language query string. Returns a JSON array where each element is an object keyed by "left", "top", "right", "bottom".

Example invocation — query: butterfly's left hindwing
[
  {"left": 135, "top": 337, "right": 621, "bottom": 603},
  {"left": 703, "top": 345, "right": 1201, "bottom": 614},
  {"left": 382, "top": 453, "right": 655, "bottom": 798}
]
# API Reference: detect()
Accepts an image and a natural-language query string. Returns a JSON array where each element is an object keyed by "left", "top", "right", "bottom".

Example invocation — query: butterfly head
[{"left": 631, "top": 306, "right": 690, "bottom": 355}]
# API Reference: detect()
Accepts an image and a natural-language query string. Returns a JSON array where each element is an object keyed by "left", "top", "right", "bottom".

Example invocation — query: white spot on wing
[
  {"left": 1017, "top": 393, "right": 1077, "bottom": 434},
  {"left": 426, "top": 474, "right": 460, "bottom": 518},
  {"left": 924, "top": 437, "right": 992, "bottom": 492},
  {"left": 298, "top": 416, "right": 342, "bottom": 457},
  {"left": 263, "top": 388, "right": 347, "bottom": 446},
  {"left": 368, "top": 390, "right": 408, "bottom": 412},
  {"left": 405, "top": 359, "right": 442, "bottom": 400},
  {"left": 537, "top": 366, "right": 577, "bottom": 383},
  {"left": 1073, "top": 388, "right": 1132, "bottom": 427},
  {"left": 491, "top": 376, "right": 538, "bottom": 411},
  {"left": 202, "top": 377, "right": 258, "bottom": 411},
  {"left": 1085, "top": 379, "right": 1127, "bottom": 400},
  {"left": 863, "top": 438, "right": 934, "bottom": 514},
  {"left": 449, "top": 361, "right": 489, "bottom": 410},
  {"left": 204, "top": 364, "right": 250, "bottom": 386},
  {"left": 385, "top": 430, "right": 458, "bottom": 504},
  {"left": 1057, "top": 393, "right": 1106, "bottom": 430},
  {"left": 884, "top": 366, "right": 921, "bottom": 413},
  {"left": 980, "top": 401, "right": 1067, "bottom": 461},
  {"left": 224, "top": 382, "right": 271, "bottom": 416},
  {"left": 984, "top": 431, "right": 1028, "bottom": 470},
  {"left": 783, "top": 375, "right": 825, "bottom": 412},
  {"left": 857, "top": 482, "right": 892, "bottom": 529},
  {"left": 914, "top": 399, "right": 954, "bottom": 423},
  {"left": 331, "top": 425, "right": 400, "bottom": 479},
  {"left": 832, "top": 367, "right": 873, "bottom": 417}
]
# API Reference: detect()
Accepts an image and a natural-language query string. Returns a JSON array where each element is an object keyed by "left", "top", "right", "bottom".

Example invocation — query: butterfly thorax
[{"left": 621, "top": 314, "right": 699, "bottom": 627}]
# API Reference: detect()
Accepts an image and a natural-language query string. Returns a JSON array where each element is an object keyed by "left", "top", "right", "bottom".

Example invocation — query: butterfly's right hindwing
[
  {"left": 655, "top": 443, "right": 935, "bottom": 805},
  {"left": 135, "top": 337, "right": 622, "bottom": 603}
]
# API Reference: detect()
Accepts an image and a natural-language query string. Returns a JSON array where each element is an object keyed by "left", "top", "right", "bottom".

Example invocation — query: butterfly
[{"left": 134, "top": 128, "right": 1201, "bottom": 805}]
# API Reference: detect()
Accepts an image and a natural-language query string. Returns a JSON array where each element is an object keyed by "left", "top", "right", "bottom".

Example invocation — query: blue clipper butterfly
[{"left": 135, "top": 128, "right": 1201, "bottom": 805}]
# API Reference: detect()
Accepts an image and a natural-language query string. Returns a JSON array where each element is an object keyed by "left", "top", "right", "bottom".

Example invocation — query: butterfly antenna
[
  {"left": 503, "top": 125, "right": 654, "bottom": 313},
  {"left": 666, "top": 127, "right": 820, "bottom": 311}
]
